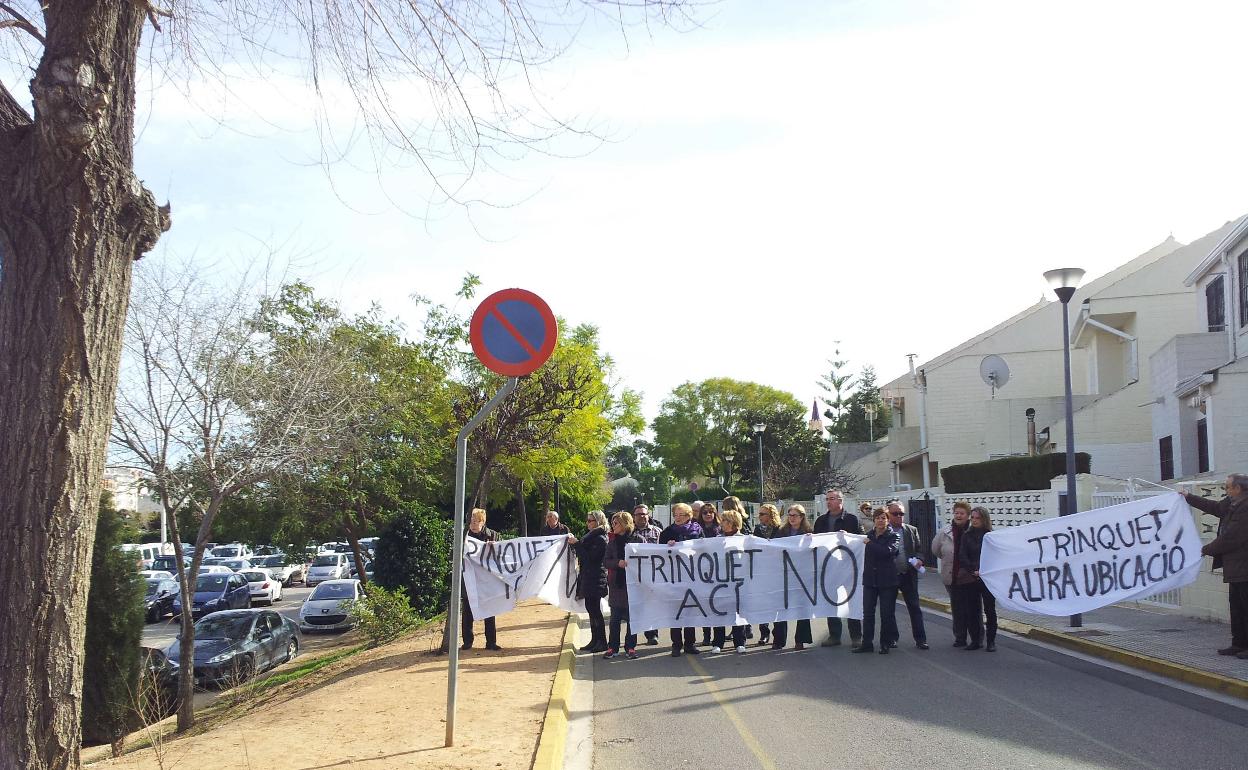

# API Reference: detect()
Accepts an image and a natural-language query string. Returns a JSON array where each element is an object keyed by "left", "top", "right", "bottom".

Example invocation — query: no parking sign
[{"left": 468, "top": 288, "right": 558, "bottom": 377}]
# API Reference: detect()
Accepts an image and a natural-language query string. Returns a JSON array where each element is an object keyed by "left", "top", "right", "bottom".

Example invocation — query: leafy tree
[
  {"left": 81, "top": 493, "right": 144, "bottom": 755},
  {"left": 818, "top": 342, "right": 856, "bottom": 440},
  {"left": 374, "top": 503, "right": 453, "bottom": 619},
  {"left": 652, "top": 378, "right": 818, "bottom": 487},
  {"left": 839, "top": 365, "right": 892, "bottom": 443},
  {"left": 733, "top": 406, "right": 828, "bottom": 501},
  {"left": 0, "top": 3, "right": 692, "bottom": 763}
]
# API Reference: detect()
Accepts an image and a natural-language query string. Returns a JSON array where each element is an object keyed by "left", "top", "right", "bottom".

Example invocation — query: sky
[{"left": 98, "top": 0, "right": 1248, "bottom": 424}]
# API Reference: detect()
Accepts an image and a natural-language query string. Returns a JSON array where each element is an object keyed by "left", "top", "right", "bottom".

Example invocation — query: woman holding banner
[
  {"left": 697, "top": 504, "right": 723, "bottom": 646},
  {"left": 710, "top": 511, "right": 749, "bottom": 653},
  {"left": 752, "top": 504, "right": 782, "bottom": 645},
  {"left": 570, "top": 511, "right": 610, "bottom": 653},
  {"left": 960, "top": 507, "right": 997, "bottom": 651},
  {"left": 604, "top": 512, "right": 643, "bottom": 659},
  {"left": 461, "top": 508, "right": 501, "bottom": 651},
  {"left": 932, "top": 501, "right": 972, "bottom": 647},
  {"left": 771, "top": 504, "right": 815, "bottom": 651},
  {"left": 853, "top": 508, "right": 900, "bottom": 655},
  {"left": 660, "top": 503, "right": 704, "bottom": 656}
]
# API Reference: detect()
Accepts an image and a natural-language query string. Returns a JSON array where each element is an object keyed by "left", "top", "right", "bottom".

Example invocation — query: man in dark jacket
[
  {"left": 1187, "top": 474, "right": 1248, "bottom": 658},
  {"left": 814, "top": 489, "right": 863, "bottom": 647},
  {"left": 538, "top": 510, "right": 570, "bottom": 537},
  {"left": 885, "top": 499, "right": 929, "bottom": 649}
]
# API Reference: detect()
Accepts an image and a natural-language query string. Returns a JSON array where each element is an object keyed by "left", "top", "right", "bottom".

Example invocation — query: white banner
[
  {"left": 462, "top": 535, "right": 585, "bottom": 618},
  {"left": 625, "top": 534, "right": 866, "bottom": 632},
  {"left": 979, "top": 492, "right": 1202, "bottom": 616}
]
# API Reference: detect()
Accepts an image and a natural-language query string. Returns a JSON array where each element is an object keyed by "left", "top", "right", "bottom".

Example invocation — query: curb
[
  {"left": 918, "top": 596, "right": 1248, "bottom": 699},
  {"left": 533, "top": 613, "right": 578, "bottom": 770}
]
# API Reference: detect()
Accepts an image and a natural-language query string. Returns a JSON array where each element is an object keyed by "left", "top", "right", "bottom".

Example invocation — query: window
[
  {"left": 1240, "top": 252, "right": 1248, "bottom": 327},
  {"left": 1196, "top": 418, "right": 1209, "bottom": 474},
  {"left": 1207, "top": 276, "right": 1226, "bottom": 332},
  {"left": 1159, "top": 436, "right": 1174, "bottom": 481}
]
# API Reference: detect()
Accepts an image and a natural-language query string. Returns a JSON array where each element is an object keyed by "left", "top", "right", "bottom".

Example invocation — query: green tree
[
  {"left": 81, "top": 493, "right": 144, "bottom": 755},
  {"left": 651, "top": 378, "right": 819, "bottom": 489},
  {"left": 373, "top": 503, "right": 453, "bottom": 619},
  {"left": 818, "top": 342, "right": 856, "bottom": 441},
  {"left": 839, "top": 365, "right": 891, "bottom": 443}
]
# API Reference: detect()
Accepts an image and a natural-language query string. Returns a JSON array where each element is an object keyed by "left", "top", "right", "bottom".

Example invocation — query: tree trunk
[
  {"left": 517, "top": 479, "right": 528, "bottom": 537},
  {"left": 175, "top": 501, "right": 220, "bottom": 733},
  {"left": 0, "top": 4, "right": 170, "bottom": 766},
  {"left": 344, "top": 503, "right": 369, "bottom": 587}
]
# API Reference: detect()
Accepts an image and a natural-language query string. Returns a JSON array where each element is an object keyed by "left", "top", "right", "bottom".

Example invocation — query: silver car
[{"left": 304, "top": 553, "right": 351, "bottom": 587}]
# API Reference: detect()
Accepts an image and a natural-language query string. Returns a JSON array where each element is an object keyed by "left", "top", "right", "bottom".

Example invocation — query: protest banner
[
  {"left": 978, "top": 492, "right": 1202, "bottom": 615},
  {"left": 624, "top": 533, "right": 866, "bottom": 632},
  {"left": 462, "top": 534, "right": 586, "bottom": 618}
]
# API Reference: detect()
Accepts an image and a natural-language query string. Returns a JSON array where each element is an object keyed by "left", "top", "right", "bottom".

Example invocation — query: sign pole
[{"left": 446, "top": 375, "right": 519, "bottom": 748}]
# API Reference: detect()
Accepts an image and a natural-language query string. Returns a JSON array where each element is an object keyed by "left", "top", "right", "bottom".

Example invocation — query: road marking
[{"left": 686, "top": 655, "right": 778, "bottom": 770}]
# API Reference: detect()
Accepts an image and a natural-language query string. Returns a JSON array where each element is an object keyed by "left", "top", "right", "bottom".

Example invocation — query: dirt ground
[{"left": 88, "top": 600, "right": 569, "bottom": 770}]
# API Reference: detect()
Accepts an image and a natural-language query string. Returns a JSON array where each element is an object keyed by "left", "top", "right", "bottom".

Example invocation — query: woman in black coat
[
  {"left": 603, "top": 512, "right": 643, "bottom": 659},
  {"left": 771, "top": 504, "right": 815, "bottom": 651},
  {"left": 570, "top": 510, "right": 610, "bottom": 653},
  {"left": 853, "top": 508, "right": 900, "bottom": 655},
  {"left": 960, "top": 507, "right": 997, "bottom": 651}
]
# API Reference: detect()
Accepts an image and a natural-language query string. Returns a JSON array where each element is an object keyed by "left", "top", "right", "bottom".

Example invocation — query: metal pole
[
  {"left": 1059, "top": 301, "right": 1083, "bottom": 629},
  {"left": 756, "top": 433, "right": 765, "bottom": 508},
  {"left": 446, "top": 376, "right": 519, "bottom": 747}
]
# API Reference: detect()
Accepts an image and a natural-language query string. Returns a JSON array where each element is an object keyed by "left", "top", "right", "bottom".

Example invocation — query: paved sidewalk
[{"left": 917, "top": 578, "right": 1247, "bottom": 685}]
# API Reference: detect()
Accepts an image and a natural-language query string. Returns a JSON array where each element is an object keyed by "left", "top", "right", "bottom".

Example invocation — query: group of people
[
  {"left": 556, "top": 490, "right": 997, "bottom": 660},
  {"left": 463, "top": 474, "right": 1248, "bottom": 663}
]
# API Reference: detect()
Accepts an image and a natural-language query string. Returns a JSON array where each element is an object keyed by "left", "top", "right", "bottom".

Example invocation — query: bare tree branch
[{"left": 0, "top": 2, "right": 44, "bottom": 44}]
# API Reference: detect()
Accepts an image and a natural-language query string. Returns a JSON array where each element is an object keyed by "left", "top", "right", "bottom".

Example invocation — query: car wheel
[{"left": 285, "top": 638, "right": 298, "bottom": 663}]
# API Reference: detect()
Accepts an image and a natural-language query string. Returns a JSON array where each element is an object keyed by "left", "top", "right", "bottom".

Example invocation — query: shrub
[
  {"left": 82, "top": 492, "right": 146, "bottom": 750},
  {"left": 374, "top": 502, "right": 452, "bottom": 618},
  {"left": 941, "top": 452, "right": 1092, "bottom": 494},
  {"left": 350, "top": 584, "right": 419, "bottom": 646}
]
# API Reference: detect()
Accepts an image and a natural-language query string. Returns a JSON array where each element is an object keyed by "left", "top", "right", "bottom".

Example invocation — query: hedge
[{"left": 940, "top": 453, "right": 1091, "bottom": 494}]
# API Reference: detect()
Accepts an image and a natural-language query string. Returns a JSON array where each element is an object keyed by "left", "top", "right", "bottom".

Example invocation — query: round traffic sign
[
  {"left": 469, "top": 289, "right": 558, "bottom": 377},
  {"left": 688, "top": 482, "right": 699, "bottom": 491}
]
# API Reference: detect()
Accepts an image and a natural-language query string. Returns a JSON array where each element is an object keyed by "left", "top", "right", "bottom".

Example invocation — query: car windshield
[
  {"left": 226, "top": 560, "right": 249, "bottom": 569},
  {"left": 195, "top": 615, "right": 252, "bottom": 640},
  {"left": 256, "top": 556, "right": 284, "bottom": 567},
  {"left": 312, "top": 555, "right": 340, "bottom": 567},
  {"left": 310, "top": 583, "right": 354, "bottom": 601},
  {"left": 145, "top": 579, "right": 163, "bottom": 595},
  {"left": 241, "top": 571, "right": 266, "bottom": 582},
  {"left": 195, "top": 575, "right": 228, "bottom": 592},
  {"left": 212, "top": 546, "right": 241, "bottom": 557}
]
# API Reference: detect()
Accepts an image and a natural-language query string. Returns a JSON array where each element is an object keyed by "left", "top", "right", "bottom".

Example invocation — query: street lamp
[
  {"left": 1044, "top": 266, "right": 1086, "bottom": 629},
  {"left": 724, "top": 454, "right": 734, "bottom": 494},
  {"left": 752, "top": 423, "right": 766, "bottom": 509},
  {"left": 864, "top": 402, "right": 877, "bottom": 442}
]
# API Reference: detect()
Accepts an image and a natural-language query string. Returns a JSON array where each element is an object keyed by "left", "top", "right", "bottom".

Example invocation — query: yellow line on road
[{"left": 686, "top": 654, "right": 778, "bottom": 770}]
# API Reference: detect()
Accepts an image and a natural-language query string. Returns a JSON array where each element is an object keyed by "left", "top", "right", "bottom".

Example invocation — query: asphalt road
[
  {"left": 141, "top": 584, "right": 359, "bottom": 709},
  {"left": 591, "top": 613, "right": 1248, "bottom": 770}
]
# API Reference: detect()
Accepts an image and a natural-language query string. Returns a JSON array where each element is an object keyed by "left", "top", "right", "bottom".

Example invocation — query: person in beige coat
[{"left": 931, "top": 501, "right": 972, "bottom": 647}]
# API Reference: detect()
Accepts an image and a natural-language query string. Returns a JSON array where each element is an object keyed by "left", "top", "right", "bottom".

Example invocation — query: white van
[
  {"left": 119, "top": 543, "right": 173, "bottom": 569},
  {"left": 305, "top": 553, "right": 351, "bottom": 587}
]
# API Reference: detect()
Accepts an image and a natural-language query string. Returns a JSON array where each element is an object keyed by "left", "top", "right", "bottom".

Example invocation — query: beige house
[{"left": 846, "top": 220, "right": 1241, "bottom": 497}]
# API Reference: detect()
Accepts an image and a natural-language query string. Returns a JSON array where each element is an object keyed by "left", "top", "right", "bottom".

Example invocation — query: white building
[
  {"left": 1148, "top": 214, "right": 1248, "bottom": 484},
  {"left": 846, "top": 219, "right": 1241, "bottom": 497},
  {"left": 102, "top": 466, "right": 162, "bottom": 519}
]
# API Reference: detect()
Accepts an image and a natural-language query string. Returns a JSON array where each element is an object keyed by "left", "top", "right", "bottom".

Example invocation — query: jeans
[
  {"left": 670, "top": 626, "right": 697, "bottom": 650},
  {"left": 713, "top": 625, "right": 746, "bottom": 648},
  {"left": 608, "top": 606, "right": 636, "bottom": 651},
  {"left": 888, "top": 570, "right": 926, "bottom": 644},
  {"left": 1230, "top": 581, "right": 1248, "bottom": 649},
  {"left": 826, "top": 616, "right": 863, "bottom": 643},
  {"left": 861, "top": 585, "right": 898, "bottom": 648},
  {"left": 461, "top": 594, "right": 496, "bottom": 647},
  {"left": 771, "top": 619, "right": 812, "bottom": 648}
]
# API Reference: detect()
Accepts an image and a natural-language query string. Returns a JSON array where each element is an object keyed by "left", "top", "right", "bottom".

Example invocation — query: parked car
[
  {"left": 220, "top": 558, "right": 254, "bottom": 572},
  {"left": 305, "top": 553, "right": 351, "bottom": 587},
  {"left": 120, "top": 542, "right": 173, "bottom": 569},
  {"left": 172, "top": 572, "right": 252, "bottom": 620},
  {"left": 137, "top": 648, "right": 181, "bottom": 720},
  {"left": 164, "top": 610, "right": 300, "bottom": 687},
  {"left": 299, "top": 579, "right": 361, "bottom": 632},
  {"left": 198, "top": 565, "right": 233, "bottom": 575},
  {"left": 144, "top": 578, "right": 179, "bottom": 622},
  {"left": 240, "top": 569, "right": 283, "bottom": 605},
  {"left": 347, "top": 560, "right": 374, "bottom": 580},
  {"left": 139, "top": 570, "right": 174, "bottom": 581},
  {"left": 318, "top": 541, "right": 346, "bottom": 555},
  {"left": 150, "top": 554, "right": 191, "bottom": 575},
  {"left": 251, "top": 555, "right": 304, "bottom": 586},
  {"left": 210, "top": 543, "right": 253, "bottom": 559}
]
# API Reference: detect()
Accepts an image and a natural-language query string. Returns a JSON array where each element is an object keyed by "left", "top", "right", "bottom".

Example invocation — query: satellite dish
[{"left": 980, "top": 355, "right": 1011, "bottom": 397}]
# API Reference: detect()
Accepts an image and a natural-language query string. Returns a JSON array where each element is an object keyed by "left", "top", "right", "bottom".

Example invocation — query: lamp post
[
  {"left": 724, "top": 453, "right": 734, "bottom": 494},
  {"left": 1044, "top": 267, "right": 1086, "bottom": 629},
  {"left": 752, "top": 423, "right": 766, "bottom": 509},
  {"left": 865, "top": 402, "right": 877, "bottom": 442}
]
